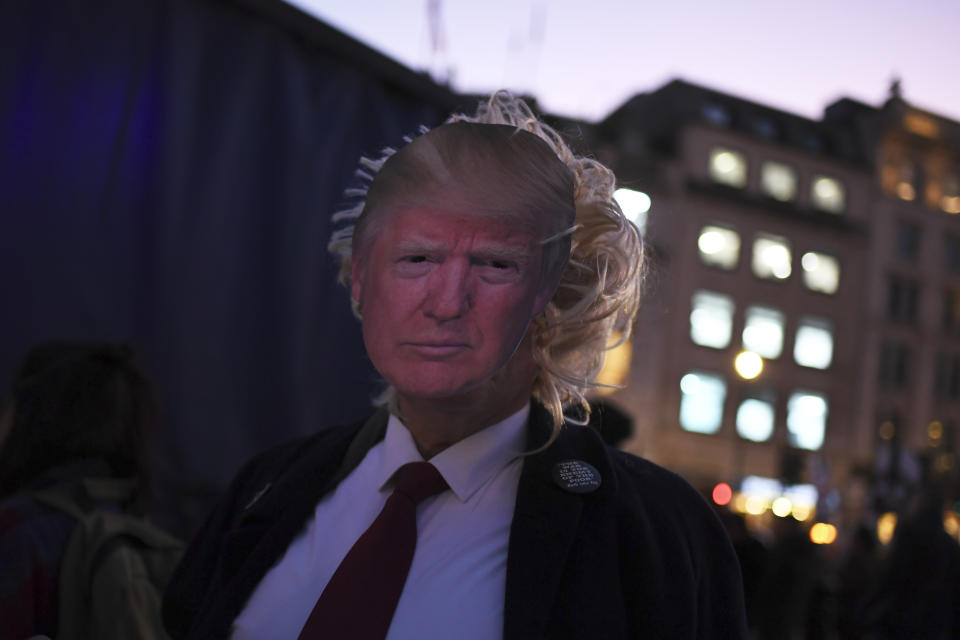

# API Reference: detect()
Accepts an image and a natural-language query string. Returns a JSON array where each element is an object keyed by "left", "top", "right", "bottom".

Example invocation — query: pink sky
[{"left": 292, "top": 0, "right": 959, "bottom": 123}]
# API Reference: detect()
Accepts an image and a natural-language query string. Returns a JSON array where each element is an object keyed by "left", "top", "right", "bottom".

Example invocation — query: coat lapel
[
  {"left": 199, "top": 411, "right": 390, "bottom": 637},
  {"left": 503, "top": 405, "right": 616, "bottom": 640},
  {"left": 240, "top": 410, "right": 390, "bottom": 580}
]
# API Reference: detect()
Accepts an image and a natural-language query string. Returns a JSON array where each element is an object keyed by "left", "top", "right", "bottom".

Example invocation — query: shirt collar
[{"left": 378, "top": 403, "right": 530, "bottom": 503}]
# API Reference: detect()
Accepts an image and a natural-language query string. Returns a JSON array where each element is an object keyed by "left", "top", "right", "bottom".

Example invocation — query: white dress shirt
[{"left": 231, "top": 404, "right": 529, "bottom": 639}]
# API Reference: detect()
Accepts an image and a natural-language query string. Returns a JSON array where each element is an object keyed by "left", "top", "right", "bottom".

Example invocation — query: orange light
[
  {"left": 810, "top": 522, "right": 837, "bottom": 545},
  {"left": 595, "top": 332, "right": 632, "bottom": 395},
  {"left": 771, "top": 497, "right": 792, "bottom": 518},
  {"left": 712, "top": 482, "right": 733, "bottom": 506},
  {"left": 945, "top": 512, "right": 959, "bottom": 538},
  {"left": 791, "top": 504, "right": 812, "bottom": 521},
  {"left": 877, "top": 512, "right": 897, "bottom": 544},
  {"left": 943, "top": 196, "right": 960, "bottom": 214},
  {"left": 895, "top": 182, "right": 916, "bottom": 201},
  {"left": 904, "top": 112, "right": 940, "bottom": 139},
  {"left": 732, "top": 492, "right": 748, "bottom": 513}
]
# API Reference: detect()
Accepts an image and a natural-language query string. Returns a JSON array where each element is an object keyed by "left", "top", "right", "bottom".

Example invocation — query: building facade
[
  {"left": 830, "top": 93, "right": 960, "bottom": 515},
  {"left": 587, "top": 80, "right": 960, "bottom": 530}
]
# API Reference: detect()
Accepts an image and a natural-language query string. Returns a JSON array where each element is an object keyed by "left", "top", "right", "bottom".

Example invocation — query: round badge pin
[{"left": 552, "top": 460, "right": 602, "bottom": 494}]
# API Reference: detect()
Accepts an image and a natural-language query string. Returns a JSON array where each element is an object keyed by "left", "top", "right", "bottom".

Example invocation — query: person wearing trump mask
[{"left": 163, "top": 93, "right": 747, "bottom": 640}]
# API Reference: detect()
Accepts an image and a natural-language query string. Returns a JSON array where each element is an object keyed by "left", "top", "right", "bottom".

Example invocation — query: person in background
[
  {"left": 163, "top": 92, "right": 747, "bottom": 639},
  {"left": 753, "top": 514, "right": 833, "bottom": 640},
  {"left": 835, "top": 523, "right": 879, "bottom": 639},
  {"left": 857, "top": 489, "right": 960, "bottom": 639},
  {"left": 0, "top": 342, "right": 159, "bottom": 639},
  {"left": 717, "top": 509, "right": 767, "bottom": 631}
]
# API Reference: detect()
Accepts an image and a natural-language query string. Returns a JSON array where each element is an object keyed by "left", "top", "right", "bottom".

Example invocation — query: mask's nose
[{"left": 424, "top": 260, "right": 471, "bottom": 321}]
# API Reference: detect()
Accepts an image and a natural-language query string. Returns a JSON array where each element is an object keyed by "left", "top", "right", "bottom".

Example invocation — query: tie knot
[{"left": 392, "top": 462, "right": 448, "bottom": 505}]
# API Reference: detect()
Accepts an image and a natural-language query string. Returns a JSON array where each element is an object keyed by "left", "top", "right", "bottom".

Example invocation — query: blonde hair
[{"left": 328, "top": 92, "right": 643, "bottom": 430}]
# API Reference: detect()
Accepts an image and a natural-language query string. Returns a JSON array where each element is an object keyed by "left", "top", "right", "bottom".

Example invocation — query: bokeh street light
[{"left": 735, "top": 350, "right": 763, "bottom": 380}]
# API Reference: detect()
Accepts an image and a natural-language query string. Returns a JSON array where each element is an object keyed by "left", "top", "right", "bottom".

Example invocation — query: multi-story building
[
  {"left": 826, "top": 90, "right": 960, "bottom": 515},
  {"left": 584, "top": 79, "right": 960, "bottom": 529}
]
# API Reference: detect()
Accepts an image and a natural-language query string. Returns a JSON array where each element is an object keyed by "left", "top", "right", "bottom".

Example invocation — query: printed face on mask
[{"left": 351, "top": 203, "right": 552, "bottom": 403}]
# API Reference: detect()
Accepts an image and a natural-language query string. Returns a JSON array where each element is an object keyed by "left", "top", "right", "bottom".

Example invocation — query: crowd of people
[{"left": 721, "top": 492, "right": 960, "bottom": 639}]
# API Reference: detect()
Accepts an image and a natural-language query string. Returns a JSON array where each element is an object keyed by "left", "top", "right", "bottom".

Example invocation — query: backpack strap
[
  {"left": 27, "top": 487, "right": 88, "bottom": 520},
  {"left": 27, "top": 475, "right": 138, "bottom": 516}
]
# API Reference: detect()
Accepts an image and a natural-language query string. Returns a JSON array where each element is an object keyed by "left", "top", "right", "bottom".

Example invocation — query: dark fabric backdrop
[{"left": 0, "top": 0, "right": 460, "bottom": 533}]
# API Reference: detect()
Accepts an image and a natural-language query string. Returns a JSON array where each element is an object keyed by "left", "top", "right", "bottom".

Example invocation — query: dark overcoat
[{"left": 162, "top": 405, "right": 747, "bottom": 639}]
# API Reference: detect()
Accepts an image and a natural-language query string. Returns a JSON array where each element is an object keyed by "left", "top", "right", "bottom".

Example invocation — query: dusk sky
[{"left": 291, "top": 0, "right": 959, "bottom": 123}]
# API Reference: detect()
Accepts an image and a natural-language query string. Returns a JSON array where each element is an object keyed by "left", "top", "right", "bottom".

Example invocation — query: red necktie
[{"left": 298, "top": 461, "right": 449, "bottom": 639}]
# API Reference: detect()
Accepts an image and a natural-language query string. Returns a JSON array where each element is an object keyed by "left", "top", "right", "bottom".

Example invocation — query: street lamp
[{"left": 734, "top": 350, "right": 763, "bottom": 380}]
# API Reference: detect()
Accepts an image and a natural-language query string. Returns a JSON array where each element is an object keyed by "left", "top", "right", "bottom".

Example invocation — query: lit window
[
  {"left": 680, "top": 371, "right": 726, "bottom": 434},
  {"left": 801, "top": 252, "right": 839, "bottom": 294},
  {"left": 794, "top": 317, "right": 834, "bottom": 369},
  {"left": 896, "top": 183, "right": 916, "bottom": 201},
  {"left": 811, "top": 175, "right": 845, "bottom": 213},
  {"left": 787, "top": 391, "right": 828, "bottom": 450},
  {"left": 613, "top": 188, "right": 651, "bottom": 235},
  {"left": 945, "top": 196, "right": 960, "bottom": 215},
  {"left": 904, "top": 112, "right": 939, "bottom": 138},
  {"left": 894, "top": 160, "right": 916, "bottom": 201},
  {"left": 709, "top": 148, "right": 747, "bottom": 188},
  {"left": 752, "top": 235, "right": 792, "bottom": 280},
  {"left": 690, "top": 291, "right": 734, "bottom": 349},
  {"left": 742, "top": 306, "right": 785, "bottom": 359},
  {"left": 697, "top": 225, "right": 740, "bottom": 270},
  {"left": 736, "top": 394, "right": 776, "bottom": 442},
  {"left": 941, "top": 174, "right": 960, "bottom": 214},
  {"left": 761, "top": 161, "right": 797, "bottom": 202}
]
